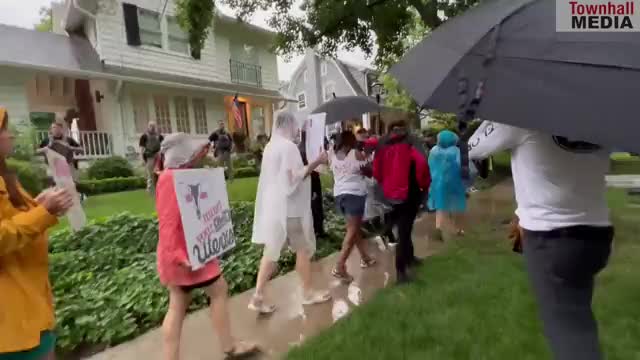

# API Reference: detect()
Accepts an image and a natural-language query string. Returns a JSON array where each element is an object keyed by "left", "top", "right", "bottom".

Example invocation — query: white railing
[{"left": 36, "top": 130, "right": 113, "bottom": 159}]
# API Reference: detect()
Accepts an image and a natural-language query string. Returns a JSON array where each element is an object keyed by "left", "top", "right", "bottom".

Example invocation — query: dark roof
[
  {"left": 0, "top": 24, "right": 103, "bottom": 74},
  {"left": 0, "top": 24, "right": 286, "bottom": 100}
]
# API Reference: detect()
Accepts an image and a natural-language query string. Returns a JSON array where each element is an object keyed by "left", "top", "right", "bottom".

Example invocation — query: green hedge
[
  {"left": 234, "top": 166, "right": 259, "bottom": 179},
  {"left": 77, "top": 177, "right": 146, "bottom": 195},
  {"left": 87, "top": 156, "right": 135, "bottom": 180},
  {"left": 8, "top": 159, "right": 46, "bottom": 196},
  {"left": 50, "top": 200, "right": 344, "bottom": 354}
]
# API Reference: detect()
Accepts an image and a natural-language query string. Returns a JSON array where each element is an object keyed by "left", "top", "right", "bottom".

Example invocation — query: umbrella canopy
[
  {"left": 311, "top": 96, "right": 381, "bottom": 125},
  {"left": 390, "top": 0, "right": 640, "bottom": 152}
]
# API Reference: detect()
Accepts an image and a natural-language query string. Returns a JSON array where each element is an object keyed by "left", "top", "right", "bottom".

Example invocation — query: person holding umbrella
[{"left": 468, "top": 120, "right": 612, "bottom": 360}]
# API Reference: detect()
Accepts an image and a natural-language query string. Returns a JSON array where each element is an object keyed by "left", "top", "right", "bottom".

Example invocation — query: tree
[
  {"left": 176, "top": 0, "right": 480, "bottom": 65},
  {"left": 35, "top": 6, "right": 53, "bottom": 32}
]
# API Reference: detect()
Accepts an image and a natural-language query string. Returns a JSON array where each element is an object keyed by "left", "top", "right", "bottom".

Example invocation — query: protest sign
[
  {"left": 306, "top": 112, "right": 326, "bottom": 163},
  {"left": 173, "top": 168, "right": 235, "bottom": 270},
  {"left": 45, "top": 149, "right": 86, "bottom": 231}
]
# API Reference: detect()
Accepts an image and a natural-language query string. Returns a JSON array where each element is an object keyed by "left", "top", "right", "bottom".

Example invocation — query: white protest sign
[
  {"left": 45, "top": 149, "right": 86, "bottom": 231},
  {"left": 173, "top": 168, "right": 235, "bottom": 270},
  {"left": 306, "top": 112, "right": 326, "bottom": 163}
]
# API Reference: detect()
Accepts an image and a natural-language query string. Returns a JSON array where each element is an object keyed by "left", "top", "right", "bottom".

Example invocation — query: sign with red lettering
[
  {"left": 173, "top": 168, "right": 235, "bottom": 270},
  {"left": 557, "top": 0, "right": 639, "bottom": 32}
]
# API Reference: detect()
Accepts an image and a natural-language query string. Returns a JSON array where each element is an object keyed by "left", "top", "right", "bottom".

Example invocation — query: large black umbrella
[
  {"left": 390, "top": 0, "right": 640, "bottom": 152},
  {"left": 311, "top": 96, "right": 382, "bottom": 125}
]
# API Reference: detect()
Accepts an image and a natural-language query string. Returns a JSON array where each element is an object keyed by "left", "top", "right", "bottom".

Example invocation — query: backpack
[
  {"left": 216, "top": 132, "right": 232, "bottom": 151},
  {"left": 144, "top": 134, "right": 162, "bottom": 158}
]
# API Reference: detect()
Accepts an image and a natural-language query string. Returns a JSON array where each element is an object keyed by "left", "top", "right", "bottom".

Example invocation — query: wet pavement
[{"left": 88, "top": 182, "right": 515, "bottom": 360}]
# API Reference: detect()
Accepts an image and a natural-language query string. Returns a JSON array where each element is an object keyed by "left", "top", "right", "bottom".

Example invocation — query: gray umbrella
[
  {"left": 311, "top": 96, "right": 382, "bottom": 125},
  {"left": 390, "top": 0, "right": 640, "bottom": 153}
]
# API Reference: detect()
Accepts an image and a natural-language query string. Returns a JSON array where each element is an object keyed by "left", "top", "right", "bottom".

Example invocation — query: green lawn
[
  {"left": 287, "top": 189, "right": 640, "bottom": 360},
  {"left": 53, "top": 177, "right": 259, "bottom": 231}
]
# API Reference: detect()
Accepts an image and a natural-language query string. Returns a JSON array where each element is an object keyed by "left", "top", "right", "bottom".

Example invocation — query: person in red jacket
[{"left": 373, "top": 120, "right": 430, "bottom": 283}]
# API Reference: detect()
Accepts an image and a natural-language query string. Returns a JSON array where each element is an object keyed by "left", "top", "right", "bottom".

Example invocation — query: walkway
[{"left": 88, "top": 182, "right": 515, "bottom": 360}]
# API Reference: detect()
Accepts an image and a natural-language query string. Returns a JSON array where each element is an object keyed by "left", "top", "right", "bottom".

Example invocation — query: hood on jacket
[{"left": 437, "top": 130, "right": 459, "bottom": 148}]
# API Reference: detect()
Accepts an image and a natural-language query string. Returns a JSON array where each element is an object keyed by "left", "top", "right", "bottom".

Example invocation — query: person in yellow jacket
[{"left": 0, "top": 106, "right": 73, "bottom": 360}]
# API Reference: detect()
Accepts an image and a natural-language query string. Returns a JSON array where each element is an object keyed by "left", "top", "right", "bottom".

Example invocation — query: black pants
[
  {"left": 523, "top": 226, "right": 613, "bottom": 360},
  {"left": 388, "top": 201, "right": 419, "bottom": 274},
  {"left": 310, "top": 172, "right": 324, "bottom": 235}
]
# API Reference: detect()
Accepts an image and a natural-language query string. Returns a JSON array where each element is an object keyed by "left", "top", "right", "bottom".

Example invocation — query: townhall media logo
[{"left": 556, "top": 0, "right": 639, "bottom": 31}]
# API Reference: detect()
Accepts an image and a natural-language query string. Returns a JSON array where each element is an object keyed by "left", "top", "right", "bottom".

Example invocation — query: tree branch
[{"left": 408, "top": 0, "right": 441, "bottom": 28}]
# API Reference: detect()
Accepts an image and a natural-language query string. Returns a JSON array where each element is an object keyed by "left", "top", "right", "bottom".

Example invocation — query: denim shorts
[{"left": 335, "top": 194, "right": 367, "bottom": 218}]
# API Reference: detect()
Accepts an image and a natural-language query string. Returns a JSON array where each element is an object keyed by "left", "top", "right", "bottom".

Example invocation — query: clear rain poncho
[{"left": 251, "top": 112, "right": 315, "bottom": 257}]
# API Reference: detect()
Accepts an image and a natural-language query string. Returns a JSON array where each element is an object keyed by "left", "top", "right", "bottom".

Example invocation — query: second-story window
[
  {"left": 297, "top": 92, "right": 307, "bottom": 110},
  {"left": 167, "top": 16, "right": 189, "bottom": 55},
  {"left": 323, "top": 82, "right": 336, "bottom": 102},
  {"left": 138, "top": 9, "right": 162, "bottom": 48},
  {"left": 321, "top": 61, "right": 328, "bottom": 76}
]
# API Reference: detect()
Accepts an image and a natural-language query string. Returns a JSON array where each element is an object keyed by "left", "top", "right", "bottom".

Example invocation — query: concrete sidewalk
[{"left": 88, "top": 183, "right": 514, "bottom": 360}]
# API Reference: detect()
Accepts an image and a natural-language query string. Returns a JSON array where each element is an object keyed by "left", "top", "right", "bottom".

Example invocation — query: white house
[
  {"left": 282, "top": 49, "right": 394, "bottom": 134},
  {"left": 0, "top": 0, "right": 288, "bottom": 160}
]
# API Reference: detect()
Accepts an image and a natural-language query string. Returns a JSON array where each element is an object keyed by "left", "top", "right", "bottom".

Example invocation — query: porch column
[{"left": 94, "top": 79, "right": 126, "bottom": 157}]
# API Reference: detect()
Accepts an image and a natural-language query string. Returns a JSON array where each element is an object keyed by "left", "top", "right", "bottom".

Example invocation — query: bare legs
[
  {"left": 335, "top": 216, "right": 372, "bottom": 276},
  {"left": 251, "top": 249, "right": 330, "bottom": 312},
  {"left": 43, "top": 352, "right": 55, "bottom": 360},
  {"left": 162, "top": 277, "right": 256, "bottom": 360},
  {"left": 162, "top": 287, "right": 191, "bottom": 360},
  {"left": 435, "top": 211, "right": 465, "bottom": 237}
]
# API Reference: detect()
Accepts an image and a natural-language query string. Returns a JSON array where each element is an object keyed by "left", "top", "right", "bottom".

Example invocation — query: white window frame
[
  {"left": 174, "top": 96, "right": 191, "bottom": 133},
  {"left": 166, "top": 16, "right": 190, "bottom": 55},
  {"left": 297, "top": 92, "right": 307, "bottom": 110},
  {"left": 192, "top": 98, "right": 209, "bottom": 135},
  {"left": 320, "top": 61, "right": 328, "bottom": 76},
  {"left": 323, "top": 81, "right": 336, "bottom": 102},
  {"left": 138, "top": 8, "right": 163, "bottom": 49}
]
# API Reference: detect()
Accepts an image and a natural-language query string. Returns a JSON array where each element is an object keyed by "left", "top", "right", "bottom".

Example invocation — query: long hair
[
  {"left": 334, "top": 130, "right": 357, "bottom": 152},
  {"left": 0, "top": 109, "right": 26, "bottom": 208}
]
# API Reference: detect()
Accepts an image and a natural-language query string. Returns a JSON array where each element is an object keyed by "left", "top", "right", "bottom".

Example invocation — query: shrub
[
  {"left": 11, "top": 125, "right": 37, "bottom": 162},
  {"left": 234, "top": 166, "right": 259, "bottom": 179},
  {"left": 76, "top": 177, "right": 146, "bottom": 195},
  {"left": 7, "top": 159, "right": 46, "bottom": 196},
  {"left": 50, "top": 203, "right": 344, "bottom": 353},
  {"left": 87, "top": 156, "right": 134, "bottom": 180}
]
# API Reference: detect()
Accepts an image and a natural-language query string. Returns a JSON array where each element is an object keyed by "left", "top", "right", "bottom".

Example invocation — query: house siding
[
  {"left": 95, "top": 0, "right": 279, "bottom": 91},
  {"left": 286, "top": 53, "right": 360, "bottom": 123},
  {"left": 0, "top": 68, "right": 31, "bottom": 127}
]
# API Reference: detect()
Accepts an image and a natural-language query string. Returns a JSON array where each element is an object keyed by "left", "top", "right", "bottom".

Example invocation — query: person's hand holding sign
[{"left": 36, "top": 188, "right": 74, "bottom": 216}]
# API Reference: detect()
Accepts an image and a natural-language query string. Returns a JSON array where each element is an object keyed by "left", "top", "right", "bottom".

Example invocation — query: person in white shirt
[
  {"left": 468, "top": 121, "right": 613, "bottom": 360},
  {"left": 249, "top": 111, "right": 331, "bottom": 314},
  {"left": 328, "top": 131, "right": 376, "bottom": 282}
]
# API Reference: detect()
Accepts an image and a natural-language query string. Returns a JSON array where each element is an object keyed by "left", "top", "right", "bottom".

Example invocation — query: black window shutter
[{"left": 123, "top": 3, "right": 141, "bottom": 46}]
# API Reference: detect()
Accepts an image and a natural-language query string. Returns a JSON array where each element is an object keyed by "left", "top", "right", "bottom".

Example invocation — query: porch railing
[
  {"left": 35, "top": 130, "right": 113, "bottom": 160},
  {"left": 230, "top": 59, "right": 262, "bottom": 88}
]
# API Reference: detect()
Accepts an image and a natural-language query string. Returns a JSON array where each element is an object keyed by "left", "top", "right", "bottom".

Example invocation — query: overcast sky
[{"left": 0, "top": 0, "right": 374, "bottom": 81}]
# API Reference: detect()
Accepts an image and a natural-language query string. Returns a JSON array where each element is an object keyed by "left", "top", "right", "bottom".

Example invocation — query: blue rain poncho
[{"left": 427, "top": 130, "right": 467, "bottom": 212}]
